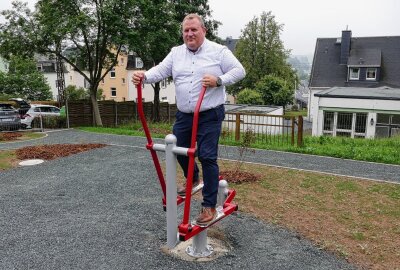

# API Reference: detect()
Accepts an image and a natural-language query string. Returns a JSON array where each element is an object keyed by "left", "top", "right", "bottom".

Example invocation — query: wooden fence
[
  {"left": 67, "top": 100, "right": 177, "bottom": 127},
  {"left": 67, "top": 101, "right": 303, "bottom": 146},
  {"left": 222, "top": 113, "right": 303, "bottom": 146}
]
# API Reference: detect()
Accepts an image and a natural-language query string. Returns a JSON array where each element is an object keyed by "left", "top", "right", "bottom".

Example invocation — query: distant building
[
  {"left": 223, "top": 37, "right": 240, "bottom": 104},
  {"left": 35, "top": 54, "right": 89, "bottom": 100},
  {"left": 309, "top": 30, "right": 400, "bottom": 138},
  {"left": 99, "top": 51, "right": 129, "bottom": 102},
  {"left": 0, "top": 57, "right": 8, "bottom": 73},
  {"left": 126, "top": 54, "right": 176, "bottom": 104}
]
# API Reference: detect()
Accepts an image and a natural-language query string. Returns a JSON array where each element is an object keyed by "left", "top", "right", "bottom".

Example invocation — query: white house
[
  {"left": 36, "top": 55, "right": 89, "bottom": 100},
  {"left": 308, "top": 30, "right": 400, "bottom": 138},
  {"left": 311, "top": 87, "right": 400, "bottom": 138}
]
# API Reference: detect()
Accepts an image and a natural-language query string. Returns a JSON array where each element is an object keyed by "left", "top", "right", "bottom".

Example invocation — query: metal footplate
[
  {"left": 192, "top": 206, "right": 225, "bottom": 228},
  {"left": 178, "top": 200, "right": 238, "bottom": 241},
  {"left": 168, "top": 182, "right": 204, "bottom": 210},
  {"left": 180, "top": 182, "right": 204, "bottom": 199}
]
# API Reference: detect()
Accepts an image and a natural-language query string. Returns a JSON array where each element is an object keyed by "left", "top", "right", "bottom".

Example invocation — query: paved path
[
  {"left": 2, "top": 128, "right": 395, "bottom": 269},
  {"left": 2, "top": 129, "right": 399, "bottom": 184}
]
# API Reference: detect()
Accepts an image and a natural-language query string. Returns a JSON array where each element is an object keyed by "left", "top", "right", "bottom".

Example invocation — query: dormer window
[
  {"left": 366, "top": 68, "right": 377, "bottom": 80},
  {"left": 349, "top": 68, "right": 360, "bottom": 80}
]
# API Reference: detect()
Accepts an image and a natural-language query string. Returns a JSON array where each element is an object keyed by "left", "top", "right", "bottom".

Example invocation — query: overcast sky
[{"left": 1, "top": 0, "right": 399, "bottom": 56}]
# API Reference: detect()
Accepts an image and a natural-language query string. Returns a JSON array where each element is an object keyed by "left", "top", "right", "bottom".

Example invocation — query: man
[{"left": 132, "top": 13, "right": 245, "bottom": 227}]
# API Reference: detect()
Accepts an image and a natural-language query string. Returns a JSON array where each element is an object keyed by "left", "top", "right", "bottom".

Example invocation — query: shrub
[{"left": 31, "top": 115, "right": 67, "bottom": 129}]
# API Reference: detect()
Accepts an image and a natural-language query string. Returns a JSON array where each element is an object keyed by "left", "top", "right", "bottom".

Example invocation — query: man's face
[{"left": 182, "top": 18, "right": 206, "bottom": 51}]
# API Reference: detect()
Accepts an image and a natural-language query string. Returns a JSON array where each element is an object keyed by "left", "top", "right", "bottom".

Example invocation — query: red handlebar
[
  {"left": 136, "top": 80, "right": 166, "bottom": 200},
  {"left": 136, "top": 80, "right": 207, "bottom": 226},
  {"left": 183, "top": 86, "right": 207, "bottom": 224}
]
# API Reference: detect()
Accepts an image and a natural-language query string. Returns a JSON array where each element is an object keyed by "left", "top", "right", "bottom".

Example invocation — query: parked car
[
  {"left": 0, "top": 103, "right": 21, "bottom": 131},
  {"left": 21, "top": 104, "right": 61, "bottom": 129},
  {"left": 9, "top": 98, "right": 31, "bottom": 117}
]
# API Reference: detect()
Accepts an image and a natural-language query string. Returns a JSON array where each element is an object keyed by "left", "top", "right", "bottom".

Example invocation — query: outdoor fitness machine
[{"left": 136, "top": 81, "right": 238, "bottom": 257}]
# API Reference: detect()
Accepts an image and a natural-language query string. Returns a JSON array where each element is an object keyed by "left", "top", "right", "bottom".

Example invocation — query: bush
[
  {"left": 31, "top": 115, "right": 67, "bottom": 129},
  {"left": 236, "top": 88, "right": 263, "bottom": 105}
]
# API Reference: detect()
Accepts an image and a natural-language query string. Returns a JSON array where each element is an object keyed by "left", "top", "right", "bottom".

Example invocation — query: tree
[
  {"left": 64, "top": 85, "right": 103, "bottom": 101},
  {"left": 133, "top": 0, "right": 220, "bottom": 121},
  {"left": 229, "top": 11, "right": 297, "bottom": 96},
  {"left": 254, "top": 75, "right": 294, "bottom": 108},
  {"left": 236, "top": 88, "right": 263, "bottom": 105},
  {"left": 172, "top": 0, "right": 221, "bottom": 42},
  {"left": 0, "top": 55, "right": 52, "bottom": 100},
  {"left": 0, "top": 0, "right": 142, "bottom": 126}
]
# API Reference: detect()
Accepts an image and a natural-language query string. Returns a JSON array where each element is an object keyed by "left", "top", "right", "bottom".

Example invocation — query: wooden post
[
  {"left": 115, "top": 102, "right": 118, "bottom": 127},
  {"left": 235, "top": 113, "right": 241, "bottom": 141},
  {"left": 297, "top": 116, "right": 303, "bottom": 147},
  {"left": 291, "top": 116, "right": 295, "bottom": 145}
]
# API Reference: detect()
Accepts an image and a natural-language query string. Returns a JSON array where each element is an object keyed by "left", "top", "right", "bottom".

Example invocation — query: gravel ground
[{"left": 0, "top": 128, "right": 394, "bottom": 269}]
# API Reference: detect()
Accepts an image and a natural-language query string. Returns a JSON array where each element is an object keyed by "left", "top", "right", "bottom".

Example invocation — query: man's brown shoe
[
  {"left": 195, "top": 207, "right": 217, "bottom": 227},
  {"left": 177, "top": 179, "right": 200, "bottom": 197}
]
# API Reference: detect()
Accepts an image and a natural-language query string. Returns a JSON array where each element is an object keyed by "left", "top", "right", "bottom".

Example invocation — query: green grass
[
  {"left": 284, "top": 108, "right": 308, "bottom": 117},
  {"left": 0, "top": 150, "right": 16, "bottom": 170},
  {"left": 79, "top": 122, "right": 172, "bottom": 139},
  {"left": 79, "top": 123, "right": 400, "bottom": 165}
]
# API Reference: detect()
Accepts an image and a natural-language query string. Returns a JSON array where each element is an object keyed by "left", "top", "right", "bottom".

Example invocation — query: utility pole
[{"left": 56, "top": 43, "right": 69, "bottom": 128}]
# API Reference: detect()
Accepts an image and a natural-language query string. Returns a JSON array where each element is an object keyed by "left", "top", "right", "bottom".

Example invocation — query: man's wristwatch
[{"left": 216, "top": 77, "right": 222, "bottom": 87}]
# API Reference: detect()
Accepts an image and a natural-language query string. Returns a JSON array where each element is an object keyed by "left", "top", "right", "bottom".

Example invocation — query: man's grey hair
[{"left": 182, "top": 13, "right": 206, "bottom": 29}]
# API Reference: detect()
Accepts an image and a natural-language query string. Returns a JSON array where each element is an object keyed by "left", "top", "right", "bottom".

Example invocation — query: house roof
[
  {"left": 309, "top": 35, "right": 400, "bottom": 88},
  {"left": 314, "top": 86, "right": 400, "bottom": 101},
  {"left": 126, "top": 55, "right": 144, "bottom": 70},
  {"left": 225, "top": 104, "right": 282, "bottom": 114},
  {"left": 347, "top": 49, "right": 381, "bottom": 67}
]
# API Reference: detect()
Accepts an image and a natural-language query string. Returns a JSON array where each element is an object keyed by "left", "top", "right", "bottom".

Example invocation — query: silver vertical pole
[
  {"left": 186, "top": 229, "right": 213, "bottom": 257},
  {"left": 165, "top": 134, "right": 178, "bottom": 248},
  {"left": 217, "top": 179, "right": 228, "bottom": 210}
]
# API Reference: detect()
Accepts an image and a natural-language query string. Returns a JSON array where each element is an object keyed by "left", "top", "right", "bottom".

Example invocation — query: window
[
  {"left": 110, "top": 68, "right": 116, "bottom": 78},
  {"left": 366, "top": 68, "right": 377, "bottom": 80},
  {"left": 355, "top": 113, "right": 367, "bottom": 133},
  {"left": 349, "top": 68, "right": 360, "bottom": 80},
  {"left": 322, "top": 111, "right": 367, "bottom": 138},
  {"left": 51, "top": 107, "right": 60, "bottom": 113},
  {"left": 135, "top": 57, "right": 144, "bottom": 68},
  {"left": 161, "top": 79, "right": 167, "bottom": 89},
  {"left": 323, "top": 111, "right": 334, "bottom": 134},
  {"left": 376, "top": 113, "right": 400, "bottom": 138},
  {"left": 37, "top": 64, "right": 42, "bottom": 71},
  {"left": 120, "top": 58, "right": 124, "bottom": 65},
  {"left": 111, "top": 87, "right": 117, "bottom": 97},
  {"left": 161, "top": 96, "right": 168, "bottom": 102},
  {"left": 122, "top": 78, "right": 126, "bottom": 84}
]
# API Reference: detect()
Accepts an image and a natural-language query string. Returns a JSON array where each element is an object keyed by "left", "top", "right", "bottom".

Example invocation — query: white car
[{"left": 21, "top": 104, "right": 61, "bottom": 129}]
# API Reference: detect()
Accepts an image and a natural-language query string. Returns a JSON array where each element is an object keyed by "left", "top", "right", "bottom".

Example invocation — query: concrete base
[
  {"left": 163, "top": 236, "right": 231, "bottom": 262},
  {"left": 162, "top": 226, "right": 231, "bottom": 262}
]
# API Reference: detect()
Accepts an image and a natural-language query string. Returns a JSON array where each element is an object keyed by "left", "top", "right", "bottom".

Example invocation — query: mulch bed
[
  {"left": 0, "top": 132, "right": 23, "bottom": 141},
  {"left": 220, "top": 170, "right": 262, "bottom": 184},
  {"left": 15, "top": 144, "right": 107, "bottom": 160}
]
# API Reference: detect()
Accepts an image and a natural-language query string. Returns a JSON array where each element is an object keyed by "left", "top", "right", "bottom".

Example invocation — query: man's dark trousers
[{"left": 173, "top": 105, "right": 225, "bottom": 208}]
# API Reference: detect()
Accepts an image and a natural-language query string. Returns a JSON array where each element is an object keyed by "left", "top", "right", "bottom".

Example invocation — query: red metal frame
[
  {"left": 137, "top": 82, "right": 186, "bottom": 207},
  {"left": 136, "top": 81, "right": 237, "bottom": 241}
]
